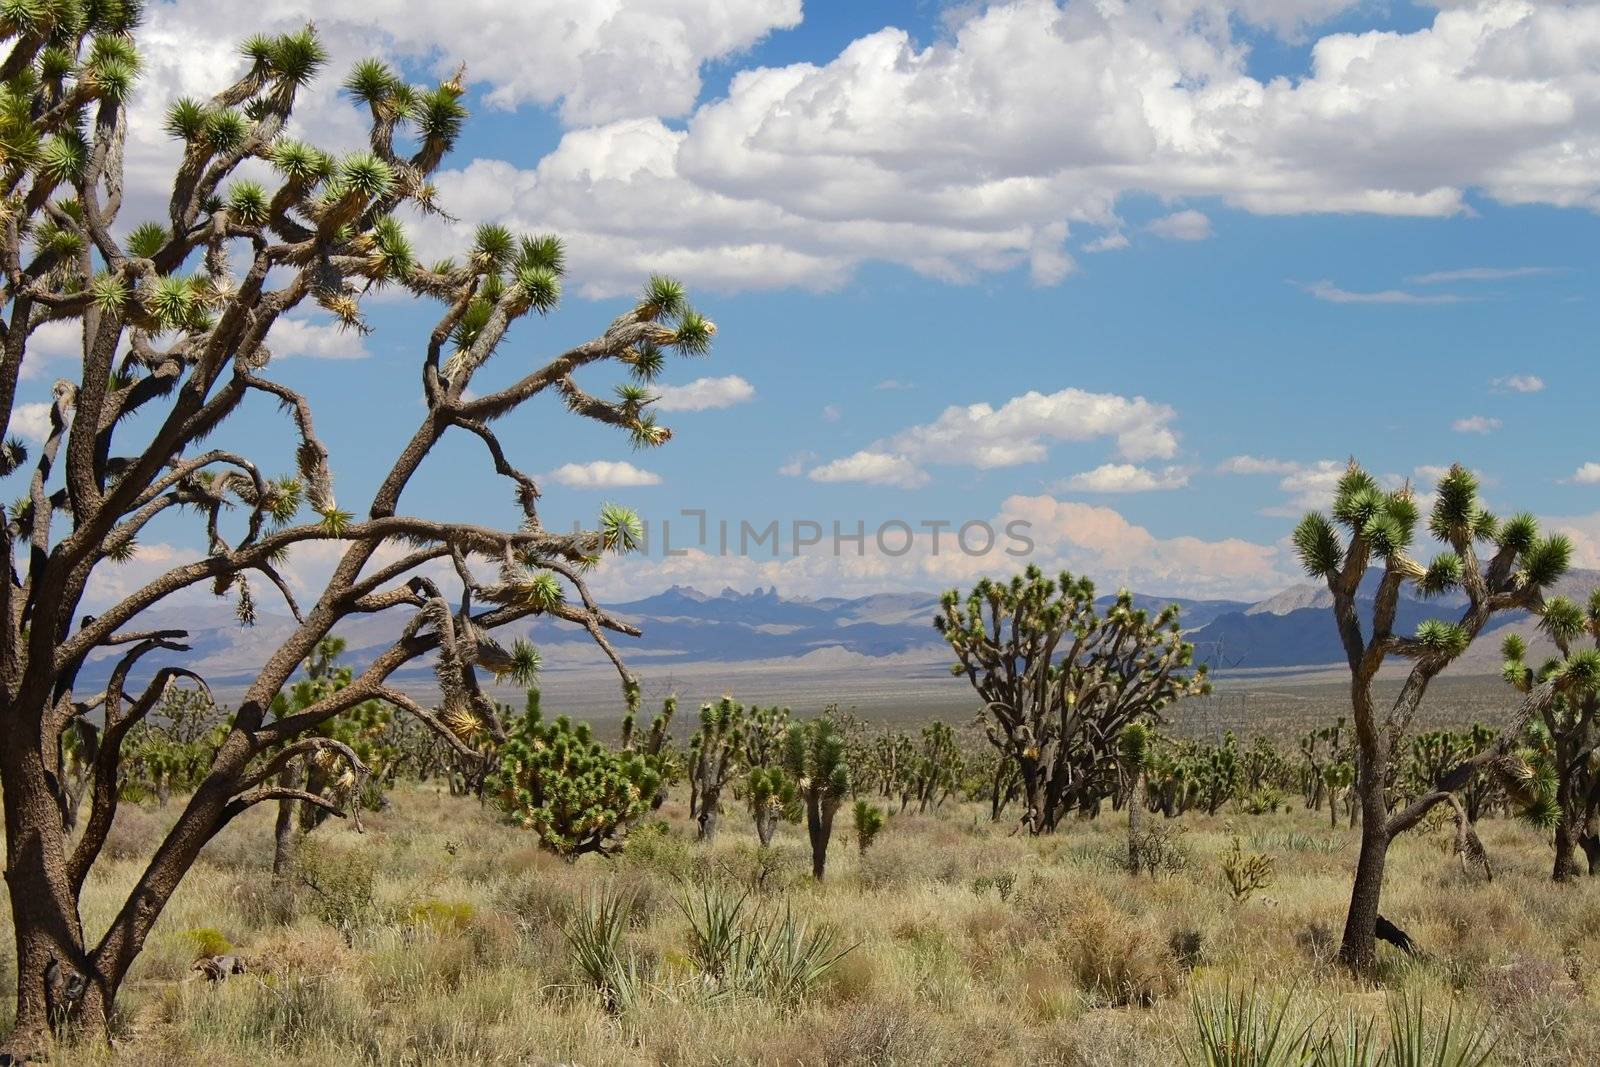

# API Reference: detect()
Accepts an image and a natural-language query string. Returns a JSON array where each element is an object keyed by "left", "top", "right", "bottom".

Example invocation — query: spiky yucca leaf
[
  {"left": 1414, "top": 619, "right": 1470, "bottom": 659},
  {"left": 1292, "top": 512, "right": 1342, "bottom": 578},
  {"left": 599, "top": 503, "right": 644, "bottom": 554},
  {"left": 637, "top": 274, "right": 685, "bottom": 321}
]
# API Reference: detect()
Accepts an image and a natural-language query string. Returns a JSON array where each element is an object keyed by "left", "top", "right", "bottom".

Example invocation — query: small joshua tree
[
  {"left": 688, "top": 696, "right": 744, "bottom": 842},
  {"left": 853, "top": 799, "right": 886, "bottom": 853},
  {"left": 0, "top": 12, "right": 715, "bottom": 1043},
  {"left": 489, "top": 689, "right": 663, "bottom": 859},
  {"left": 912, "top": 721, "right": 963, "bottom": 813},
  {"left": 1119, "top": 721, "right": 1152, "bottom": 874},
  {"left": 936, "top": 566, "right": 1208, "bottom": 834},
  {"left": 621, "top": 693, "right": 678, "bottom": 808},
  {"left": 1502, "top": 593, "right": 1600, "bottom": 880},
  {"left": 745, "top": 765, "right": 799, "bottom": 847},
  {"left": 784, "top": 717, "right": 851, "bottom": 879},
  {"left": 268, "top": 636, "right": 392, "bottom": 878},
  {"left": 1292, "top": 462, "right": 1571, "bottom": 971}
]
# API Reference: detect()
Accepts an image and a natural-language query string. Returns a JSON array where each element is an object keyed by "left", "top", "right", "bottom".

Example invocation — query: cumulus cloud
[
  {"left": 651, "top": 375, "right": 756, "bottom": 412},
  {"left": 1220, "top": 456, "right": 1409, "bottom": 516},
  {"left": 1567, "top": 463, "right": 1600, "bottom": 486},
  {"left": 1057, "top": 463, "right": 1189, "bottom": 493},
  {"left": 137, "top": 1, "right": 800, "bottom": 125},
  {"left": 584, "top": 493, "right": 1292, "bottom": 600},
  {"left": 268, "top": 316, "right": 369, "bottom": 360},
  {"left": 548, "top": 461, "right": 663, "bottom": 488},
  {"left": 1491, "top": 373, "right": 1545, "bottom": 393},
  {"left": 1146, "top": 210, "right": 1213, "bottom": 241},
  {"left": 379, "top": 0, "right": 1600, "bottom": 294},
  {"left": 1452, "top": 415, "right": 1502, "bottom": 434},
  {"left": 18, "top": 320, "right": 82, "bottom": 381},
  {"left": 804, "top": 386, "right": 1179, "bottom": 488},
  {"left": 807, "top": 450, "right": 929, "bottom": 489},
  {"left": 10, "top": 402, "right": 54, "bottom": 442},
  {"left": 1298, "top": 280, "right": 1466, "bottom": 305},
  {"left": 1082, "top": 231, "right": 1131, "bottom": 253}
]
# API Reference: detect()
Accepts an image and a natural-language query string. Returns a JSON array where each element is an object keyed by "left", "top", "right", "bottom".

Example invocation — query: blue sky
[{"left": 10, "top": 0, "right": 1600, "bottom": 604}]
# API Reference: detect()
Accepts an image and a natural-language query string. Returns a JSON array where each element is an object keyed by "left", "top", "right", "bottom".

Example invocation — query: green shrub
[
  {"left": 292, "top": 838, "right": 377, "bottom": 935},
  {"left": 182, "top": 928, "right": 235, "bottom": 960}
]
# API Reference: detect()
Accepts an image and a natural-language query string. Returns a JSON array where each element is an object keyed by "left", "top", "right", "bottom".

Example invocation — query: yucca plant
[
  {"left": 1384, "top": 992, "right": 1496, "bottom": 1067},
  {"left": 1183, "top": 983, "right": 1319, "bottom": 1067},
  {"left": 726, "top": 903, "right": 853, "bottom": 1007},
  {"left": 679, "top": 887, "right": 751, "bottom": 983},
  {"left": 566, "top": 890, "right": 646, "bottom": 1015}
]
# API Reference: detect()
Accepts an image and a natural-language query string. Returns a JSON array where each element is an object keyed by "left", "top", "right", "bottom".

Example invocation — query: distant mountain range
[{"left": 77, "top": 568, "right": 1600, "bottom": 692}]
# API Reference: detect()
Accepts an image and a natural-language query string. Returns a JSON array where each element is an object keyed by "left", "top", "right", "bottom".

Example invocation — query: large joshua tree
[
  {"left": 936, "top": 566, "right": 1208, "bottom": 834},
  {"left": 1292, "top": 463, "right": 1571, "bottom": 972},
  {"left": 0, "top": 10, "right": 714, "bottom": 1049}
]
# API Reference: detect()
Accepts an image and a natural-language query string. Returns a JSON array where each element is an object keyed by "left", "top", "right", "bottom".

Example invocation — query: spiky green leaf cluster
[{"left": 599, "top": 502, "right": 644, "bottom": 554}]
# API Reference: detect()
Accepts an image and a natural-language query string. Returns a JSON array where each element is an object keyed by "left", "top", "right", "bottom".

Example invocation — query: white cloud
[
  {"left": 1268, "top": 459, "right": 1351, "bottom": 515},
  {"left": 874, "top": 378, "right": 915, "bottom": 391},
  {"left": 1452, "top": 415, "right": 1502, "bottom": 435},
  {"left": 10, "top": 402, "right": 54, "bottom": 442},
  {"left": 806, "top": 386, "right": 1180, "bottom": 488},
  {"left": 138, "top": 1, "right": 800, "bottom": 126},
  {"left": 1568, "top": 463, "right": 1600, "bottom": 485},
  {"left": 1217, "top": 454, "right": 1301, "bottom": 475},
  {"left": 889, "top": 387, "right": 1179, "bottom": 467},
  {"left": 387, "top": 1, "right": 1600, "bottom": 294},
  {"left": 18, "top": 321, "right": 81, "bottom": 381},
  {"left": 807, "top": 450, "right": 928, "bottom": 489},
  {"left": 1057, "top": 463, "right": 1189, "bottom": 493},
  {"left": 268, "top": 316, "right": 369, "bottom": 360},
  {"left": 651, "top": 375, "right": 756, "bottom": 412},
  {"left": 1082, "top": 231, "right": 1131, "bottom": 253},
  {"left": 548, "top": 461, "right": 663, "bottom": 488},
  {"left": 1146, "top": 210, "right": 1213, "bottom": 241},
  {"left": 1410, "top": 266, "right": 1554, "bottom": 284},
  {"left": 1299, "top": 280, "right": 1466, "bottom": 305},
  {"left": 821, "top": 404, "right": 843, "bottom": 423},
  {"left": 586, "top": 493, "right": 1293, "bottom": 601},
  {"left": 1491, "top": 373, "right": 1545, "bottom": 393}
]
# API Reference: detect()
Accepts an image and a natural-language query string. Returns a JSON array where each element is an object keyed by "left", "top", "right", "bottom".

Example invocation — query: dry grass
[{"left": 9, "top": 788, "right": 1600, "bottom": 1065}]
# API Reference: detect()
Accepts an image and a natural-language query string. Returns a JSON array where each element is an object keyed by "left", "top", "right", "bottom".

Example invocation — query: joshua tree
[
  {"left": 1403, "top": 725, "right": 1498, "bottom": 824},
  {"left": 1118, "top": 721, "right": 1152, "bottom": 874},
  {"left": 853, "top": 799, "right": 885, "bottom": 853},
  {"left": 1299, "top": 718, "right": 1350, "bottom": 812},
  {"left": 1195, "top": 733, "right": 1243, "bottom": 815},
  {"left": 688, "top": 696, "right": 744, "bottom": 842},
  {"left": 1502, "top": 593, "right": 1600, "bottom": 880},
  {"left": 488, "top": 689, "right": 663, "bottom": 859},
  {"left": 1292, "top": 462, "right": 1571, "bottom": 971},
  {"left": 784, "top": 717, "right": 851, "bottom": 879},
  {"left": 911, "top": 721, "right": 963, "bottom": 813},
  {"left": 937, "top": 566, "right": 1208, "bottom": 834},
  {"left": 745, "top": 764, "right": 798, "bottom": 847},
  {"left": 0, "top": 13, "right": 714, "bottom": 1047}
]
